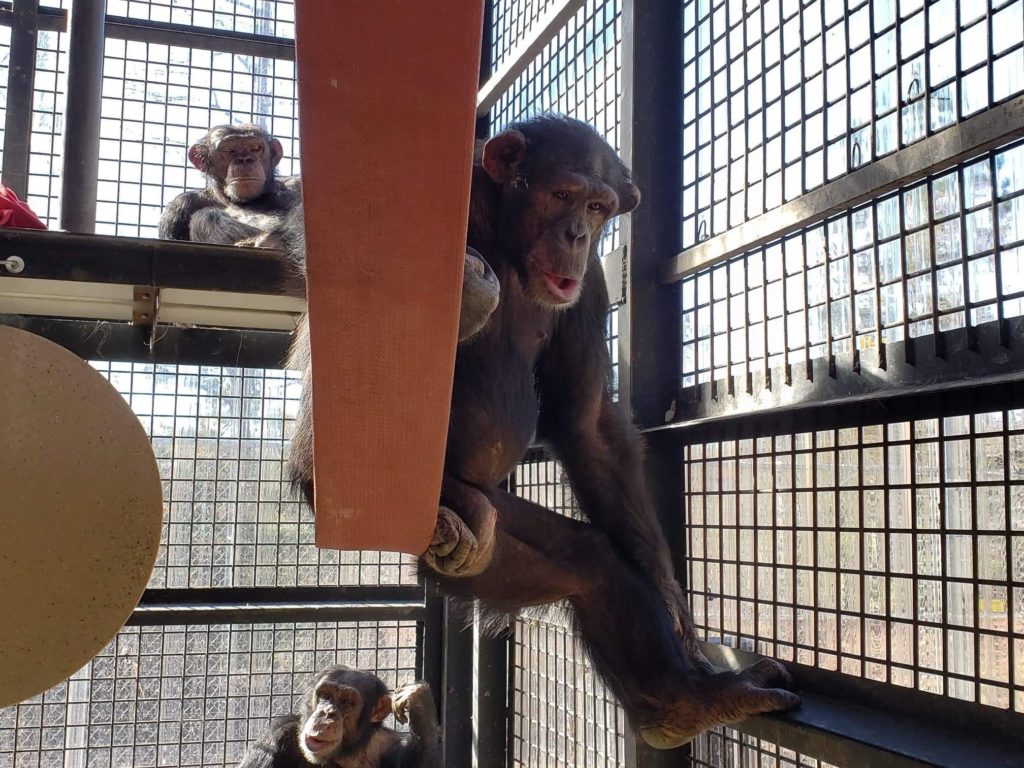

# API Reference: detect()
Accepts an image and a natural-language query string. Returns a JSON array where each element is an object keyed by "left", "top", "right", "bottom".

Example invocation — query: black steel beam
[
  {"left": 0, "top": 229, "right": 303, "bottom": 296},
  {"left": 0, "top": 2, "right": 65, "bottom": 32},
  {"left": 664, "top": 94, "right": 1024, "bottom": 282},
  {"left": 475, "top": 620, "right": 510, "bottom": 768},
  {"left": 656, "top": 319, "right": 1024, "bottom": 436},
  {"left": 2, "top": 0, "right": 40, "bottom": 198},
  {"left": 418, "top": 585, "right": 446, "bottom": 738},
  {"left": 60, "top": 0, "right": 106, "bottom": 233},
  {"left": 105, "top": 15, "right": 295, "bottom": 60},
  {"left": 130, "top": 586, "right": 426, "bottom": 626},
  {"left": 0, "top": 314, "right": 293, "bottom": 368},
  {"left": 704, "top": 645, "right": 1024, "bottom": 768},
  {"left": 441, "top": 599, "right": 474, "bottom": 767},
  {"left": 620, "top": 1, "right": 686, "bottom": 765}
]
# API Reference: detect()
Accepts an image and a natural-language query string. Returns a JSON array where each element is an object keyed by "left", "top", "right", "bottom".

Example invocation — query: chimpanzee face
[{"left": 297, "top": 669, "right": 391, "bottom": 764}]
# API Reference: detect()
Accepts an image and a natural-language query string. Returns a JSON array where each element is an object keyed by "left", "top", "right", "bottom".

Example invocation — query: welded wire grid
[
  {"left": 680, "top": 139, "right": 1024, "bottom": 388},
  {"left": 0, "top": 620, "right": 418, "bottom": 768},
  {"left": 490, "top": 0, "right": 560, "bottom": 69},
  {"left": 106, "top": 0, "right": 295, "bottom": 38},
  {"left": 685, "top": 412, "right": 1024, "bottom": 712},
  {"left": 25, "top": 22, "right": 68, "bottom": 225},
  {"left": 89, "top": 362, "right": 418, "bottom": 589},
  {"left": 511, "top": 456, "right": 628, "bottom": 768},
  {"left": 0, "top": 26, "right": 10, "bottom": 171},
  {"left": 98, "top": 38, "right": 299, "bottom": 237},
  {"left": 690, "top": 728, "right": 842, "bottom": 768},
  {"left": 681, "top": 0, "right": 1024, "bottom": 250}
]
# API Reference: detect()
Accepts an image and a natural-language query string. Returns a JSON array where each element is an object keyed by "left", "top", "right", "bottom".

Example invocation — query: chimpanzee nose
[{"left": 564, "top": 222, "right": 587, "bottom": 245}]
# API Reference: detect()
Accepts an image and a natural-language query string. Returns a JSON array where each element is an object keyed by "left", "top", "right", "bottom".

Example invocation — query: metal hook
[{"left": 0, "top": 255, "right": 25, "bottom": 274}]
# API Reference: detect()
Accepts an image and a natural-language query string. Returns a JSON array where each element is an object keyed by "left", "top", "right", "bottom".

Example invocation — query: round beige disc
[{"left": 0, "top": 325, "right": 162, "bottom": 708}]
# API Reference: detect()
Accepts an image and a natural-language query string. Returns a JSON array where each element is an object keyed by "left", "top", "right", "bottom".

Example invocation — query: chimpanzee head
[
  {"left": 296, "top": 665, "right": 392, "bottom": 764},
  {"left": 480, "top": 115, "right": 640, "bottom": 309},
  {"left": 188, "top": 124, "right": 284, "bottom": 204}
]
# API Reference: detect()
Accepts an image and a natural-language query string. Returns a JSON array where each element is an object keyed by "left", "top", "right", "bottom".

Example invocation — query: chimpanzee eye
[
  {"left": 554, "top": 190, "right": 569, "bottom": 201},
  {"left": 588, "top": 202, "right": 606, "bottom": 212}
]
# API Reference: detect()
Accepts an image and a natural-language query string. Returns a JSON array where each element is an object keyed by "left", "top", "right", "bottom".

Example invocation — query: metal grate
[
  {"left": 88, "top": 361, "right": 418, "bottom": 589},
  {"left": 106, "top": 0, "right": 296, "bottom": 39},
  {"left": 690, "top": 727, "right": 842, "bottom": 768},
  {"left": 685, "top": 410, "right": 1024, "bottom": 712},
  {"left": 0, "top": 620, "right": 418, "bottom": 768},
  {"left": 681, "top": 0, "right": 1024, "bottom": 250},
  {"left": 510, "top": 456, "right": 628, "bottom": 768},
  {"left": 680, "top": 138, "right": 1024, "bottom": 388},
  {"left": 0, "top": 25, "right": 10, "bottom": 171},
  {"left": 490, "top": 0, "right": 560, "bottom": 69},
  {"left": 98, "top": 38, "right": 299, "bottom": 237},
  {"left": 26, "top": 24, "right": 68, "bottom": 226}
]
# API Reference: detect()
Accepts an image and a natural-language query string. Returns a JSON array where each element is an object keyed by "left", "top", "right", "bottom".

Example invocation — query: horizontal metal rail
[
  {"left": 643, "top": 320, "right": 1024, "bottom": 437},
  {"left": 0, "top": 1, "right": 63, "bottom": 32},
  {"left": 662, "top": 95, "right": 1024, "bottom": 283},
  {"left": 130, "top": 586, "right": 427, "bottom": 626},
  {"left": 703, "top": 644, "right": 1024, "bottom": 768},
  {"left": 0, "top": 229, "right": 303, "bottom": 297},
  {"left": 476, "top": 0, "right": 585, "bottom": 117}
]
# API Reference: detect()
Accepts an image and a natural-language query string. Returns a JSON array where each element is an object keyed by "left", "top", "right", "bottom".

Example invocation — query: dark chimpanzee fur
[
  {"left": 236, "top": 666, "right": 441, "bottom": 768},
  {"left": 159, "top": 124, "right": 301, "bottom": 246},
  {"left": 286, "top": 115, "right": 799, "bottom": 748}
]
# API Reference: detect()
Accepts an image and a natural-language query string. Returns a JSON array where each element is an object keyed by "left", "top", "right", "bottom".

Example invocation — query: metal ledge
[
  {"left": 106, "top": 16, "right": 295, "bottom": 60},
  {"left": 644, "top": 319, "right": 1024, "bottom": 435},
  {"left": 477, "top": 0, "right": 586, "bottom": 117},
  {"left": 0, "top": 229, "right": 304, "bottom": 296},
  {"left": 131, "top": 586, "right": 427, "bottom": 626},
  {"left": 663, "top": 96, "right": 1024, "bottom": 282},
  {"left": 704, "top": 644, "right": 1024, "bottom": 768}
]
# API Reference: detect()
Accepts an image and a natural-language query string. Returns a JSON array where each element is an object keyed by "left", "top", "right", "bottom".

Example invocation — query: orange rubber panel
[{"left": 294, "top": 2, "right": 484, "bottom": 554}]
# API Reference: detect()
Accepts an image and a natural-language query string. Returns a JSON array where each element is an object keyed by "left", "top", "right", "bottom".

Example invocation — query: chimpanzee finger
[{"left": 742, "top": 658, "right": 796, "bottom": 691}]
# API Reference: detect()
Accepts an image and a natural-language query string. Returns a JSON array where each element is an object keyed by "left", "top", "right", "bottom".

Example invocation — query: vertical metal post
[
  {"left": 59, "top": 0, "right": 106, "bottom": 233},
  {"left": 620, "top": 0, "right": 687, "bottom": 765},
  {"left": 442, "top": 598, "right": 475, "bottom": 766},
  {"left": 418, "top": 584, "right": 446, "bottom": 711},
  {"left": 475, "top": 620, "right": 510, "bottom": 768},
  {"left": 3, "top": 0, "right": 41, "bottom": 198}
]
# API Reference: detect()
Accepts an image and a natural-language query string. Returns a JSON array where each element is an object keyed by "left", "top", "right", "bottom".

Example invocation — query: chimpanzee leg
[{"left": 425, "top": 488, "right": 799, "bottom": 748}]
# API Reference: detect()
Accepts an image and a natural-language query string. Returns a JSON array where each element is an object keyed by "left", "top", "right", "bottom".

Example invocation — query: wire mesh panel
[
  {"left": 0, "top": 620, "right": 418, "bottom": 768},
  {"left": 106, "top": 0, "right": 296, "bottom": 38},
  {"left": 0, "top": 25, "right": 11, "bottom": 171},
  {"left": 98, "top": 39, "right": 298, "bottom": 237},
  {"left": 685, "top": 411, "right": 1024, "bottom": 712},
  {"left": 26, "top": 24, "right": 68, "bottom": 225},
  {"left": 88, "top": 361, "right": 418, "bottom": 589},
  {"left": 681, "top": 0, "right": 1024, "bottom": 250},
  {"left": 490, "top": 0, "right": 561, "bottom": 69},
  {"left": 690, "top": 728, "right": 842, "bottom": 768},
  {"left": 511, "top": 456, "right": 628, "bottom": 768},
  {"left": 679, "top": 138, "right": 1024, "bottom": 388}
]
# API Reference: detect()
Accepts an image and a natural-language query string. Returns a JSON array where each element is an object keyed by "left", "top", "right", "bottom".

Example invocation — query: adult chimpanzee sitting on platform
[
  {"left": 158, "top": 123, "right": 301, "bottom": 247},
  {"left": 286, "top": 115, "right": 799, "bottom": 748},
  {"left": 237, "top": 666, "right": 441, "bottom": 768}
]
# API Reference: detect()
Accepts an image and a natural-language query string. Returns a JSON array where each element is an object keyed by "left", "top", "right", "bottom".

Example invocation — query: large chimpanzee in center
[{"left": 288, "top": 116, "right": 798, "bottom": 748}]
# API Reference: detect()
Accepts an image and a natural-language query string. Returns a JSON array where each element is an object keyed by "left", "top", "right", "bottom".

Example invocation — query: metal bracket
[{"left": 131, "top": 286, "right": 160, "bottom": 346}]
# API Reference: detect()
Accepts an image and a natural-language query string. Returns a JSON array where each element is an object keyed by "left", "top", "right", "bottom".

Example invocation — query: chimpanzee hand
[
  {"left": 392, "top": 682, "right": 431, "bottom": 726},
  {"left": 423, "top": 504, "right": 496, "bottom": 577},
  {"left": 459, "top": 247, "right": 500, "bottom": 342}
]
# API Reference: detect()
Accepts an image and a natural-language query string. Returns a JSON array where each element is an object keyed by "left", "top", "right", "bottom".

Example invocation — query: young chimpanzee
[
  {"left": 158, "top": 124, "right": 301, "bottom": 246},
  {"left": 287, "top": 115, "right": 799, "bottom": 748},
  {"left": 237, "top": 666, "right": 441, "bottom": 768}
]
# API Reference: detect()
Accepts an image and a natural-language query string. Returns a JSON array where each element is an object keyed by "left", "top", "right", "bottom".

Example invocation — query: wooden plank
[{"left": 294, "top": 2, "right": 484, "bottom": 553}]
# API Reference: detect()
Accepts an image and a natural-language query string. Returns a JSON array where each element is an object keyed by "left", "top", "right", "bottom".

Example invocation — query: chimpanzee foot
[
  {"left": 639, "top": 659, "right": 800, "bottom": 749},
  {"left": 459, "top": 247, "right": 500, "bottom": 342},
  {"left": 423, "top": 505, "right": 495, "bottom": 577}
]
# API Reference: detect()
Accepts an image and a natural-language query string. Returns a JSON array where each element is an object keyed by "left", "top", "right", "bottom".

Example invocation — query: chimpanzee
[
  {"left": 158, "top": 124, "right": 301, "bottom": 246},
  {"left": 237, "top": 665, "right": 441, "bottom": 768},
  {"left": 287, "top": 115, "right": 799, "bottom": 748}
]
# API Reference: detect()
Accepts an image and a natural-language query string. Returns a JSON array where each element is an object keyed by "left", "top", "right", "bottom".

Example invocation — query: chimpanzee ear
[
  {"left": 370, "top": 694, "right": 392, "bottom": 723},
  {"left": 269, "top": 138, "right": 284, "bottom": 168},
  {"left": 187, "top": 143, "right": 208, "bottom": 172},
  {"left": 481, "top": 130, "right": 527, "bottom": 185},
  {"left": 617, "top": 182, "right": 641, "bottom": 214}
]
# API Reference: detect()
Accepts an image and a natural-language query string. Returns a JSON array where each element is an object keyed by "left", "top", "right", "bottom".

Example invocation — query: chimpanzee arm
[
  {"left": 158, "top": 190, "right": 217, "bottom": 241},
  {"left": 391, "top": 682, "right": 442, "bottom": 768},
  {"left": 535, "top": 257, "right": 686, "bottom": 626},
  {"left": 236, "top": 714, "right": 304, "bottom": 768}
]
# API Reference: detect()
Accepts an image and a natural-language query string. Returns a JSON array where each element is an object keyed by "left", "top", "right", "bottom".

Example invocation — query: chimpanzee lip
[
  {"left": 304, "top": 734, "right": 333, "bottom": 752},
  {"left": 540, "top": 270, "right": 580, "bottom": 302}
]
